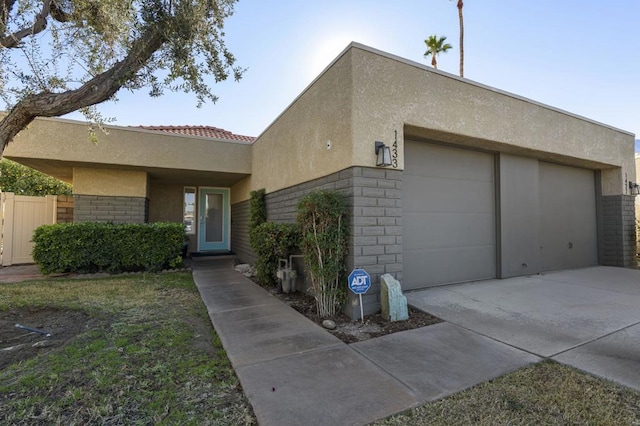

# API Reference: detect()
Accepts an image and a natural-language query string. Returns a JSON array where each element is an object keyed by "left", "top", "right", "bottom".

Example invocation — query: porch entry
[{"left": 197, "top": 188, "right": 230, "bottom": 252}]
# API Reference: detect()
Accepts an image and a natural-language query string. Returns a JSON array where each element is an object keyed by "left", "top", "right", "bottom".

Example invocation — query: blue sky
[{"left": 65, "top": 0, "right": 640, "bottom": 143}]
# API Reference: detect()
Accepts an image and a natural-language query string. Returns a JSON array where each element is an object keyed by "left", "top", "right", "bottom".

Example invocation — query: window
[{"left": 183, "top": 187, "right": 196, "bottom": 235}]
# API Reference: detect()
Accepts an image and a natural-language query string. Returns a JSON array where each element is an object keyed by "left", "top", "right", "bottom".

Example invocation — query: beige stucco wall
[
  {"left": 231, "top": 48, "right": 356, "bottom": 204},
  {"left": 4, "top": 117, "right": 251, "bottom": 180},
  {"left": 73, "top": 167, "right": 148, "bottom": 197},
  {"left": 233, "top": 44, "right": 634, "bottom": 203},
  {"left": 348, "top": 45, "right": 635, "bottom": 196}
]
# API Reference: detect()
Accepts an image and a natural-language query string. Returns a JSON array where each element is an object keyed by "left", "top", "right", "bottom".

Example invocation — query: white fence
[{"left": 1, "top": 193, "right": 56, "bottom": 266}]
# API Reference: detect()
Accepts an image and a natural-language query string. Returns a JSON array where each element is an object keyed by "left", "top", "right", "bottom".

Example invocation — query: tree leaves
[
  {"left": 0, "top": 158, "right": 72, "bottom": 195},
  {"left": 0, "top": 0, "right": 243, "bottom": 152}
]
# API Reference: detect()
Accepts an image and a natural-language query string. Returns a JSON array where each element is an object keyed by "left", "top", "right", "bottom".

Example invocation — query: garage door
[
  {"left": 539, "top": 162, "right": 597, "bottom": 271},
  {"left": 402, "top": 141, "right": 496, "bottom": 290}
]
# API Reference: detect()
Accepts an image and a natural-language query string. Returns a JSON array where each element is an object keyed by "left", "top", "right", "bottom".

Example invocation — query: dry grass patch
[
  {"left": 376, "top": 361, "right": 640, "bottom": 425},
  {"left": 0, "top": 273, "right": 255, "bottom": 425}
]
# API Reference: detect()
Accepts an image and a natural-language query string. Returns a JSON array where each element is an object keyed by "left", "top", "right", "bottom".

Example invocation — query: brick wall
[
  {"left": 56, "top": 195, "right": 74, "bottom": 223},
  {"left": 74, "top": 195, "right": 148, "bottom": 224},
  {"left": 601, "top": 195, "right": 637, "bottom": 267},
  {"left": 231, "top": 200, "right": 255, "bottom": 264},
  {"left": 349, "top": 168, "right": 403, "bottom": 318},
  {"left": 260, "top": 166, "right": 403, "bottom": 319}
]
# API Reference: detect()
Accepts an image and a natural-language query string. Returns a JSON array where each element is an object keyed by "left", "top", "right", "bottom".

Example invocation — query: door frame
[{"left": 197, "top": 187, "right": 230, "bottom": 252}]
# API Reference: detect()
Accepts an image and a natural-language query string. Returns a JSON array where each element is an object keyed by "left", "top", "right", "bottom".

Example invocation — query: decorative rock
[
  {"left": 380, "top": 274, "right": 409, "bottom": 322},
  {"left": 234, "top": 264, "right": 256, "bottom": 277},
  {"left": 322, "top": 319, "right": 337, "bottom": 330}
]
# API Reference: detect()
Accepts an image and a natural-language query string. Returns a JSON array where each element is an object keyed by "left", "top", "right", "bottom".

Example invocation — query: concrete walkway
[
  {"left": 0, "top": 264, "right": 47, "bottom": 282},
  {"left": 192, "top": 258, "right": 539, "bottom": 426}
]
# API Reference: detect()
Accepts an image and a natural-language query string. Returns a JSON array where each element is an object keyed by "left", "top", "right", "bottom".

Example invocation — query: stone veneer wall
[
  {"left": 260, "top": 166, "right": 403, "bottom": 319},
  {"left": 601, "top": 195, "right": 637, "bottom": 267},
  {"left": 56, "top": 195, "right": 74, "bottom": 223},
  {"left": 74, "top": 195, "right": 148, "bottom": 223}
]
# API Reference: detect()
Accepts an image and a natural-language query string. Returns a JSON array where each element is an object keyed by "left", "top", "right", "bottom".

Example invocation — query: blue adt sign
[{"left": 348, "top": 269, "right": 371, "bottom": 294}]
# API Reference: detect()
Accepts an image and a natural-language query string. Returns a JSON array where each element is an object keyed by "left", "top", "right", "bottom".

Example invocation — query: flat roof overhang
[{"left": 3, "top": 117, "right": 252, "bottom": 186}]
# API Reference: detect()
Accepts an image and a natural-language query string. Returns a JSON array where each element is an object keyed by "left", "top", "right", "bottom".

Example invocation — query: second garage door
[
  {"left": 402, "top": 140, "right": 496, "bottom": 290},
  {"left": 539, "top": 162, "right": 598, "bottom": 271}
]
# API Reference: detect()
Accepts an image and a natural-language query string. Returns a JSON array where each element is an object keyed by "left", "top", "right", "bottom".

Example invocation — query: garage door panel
[
  {"left": 539, "top": 162, "right": 597, "bottom": 271},
  {"left": 404, "top": 247, "right": 496, "bottom": 289},
  {"left": 403, "top": 212, "right": 495, "bottom": 251},
  {"left": 402, "top": 140, "right": 496, "bottom": 289},
  {"left": 405, "top": 143, "right": 494, "bottom": 182},
  {"left": 403, "top": 177, "right": 494, "bottom": 214}
]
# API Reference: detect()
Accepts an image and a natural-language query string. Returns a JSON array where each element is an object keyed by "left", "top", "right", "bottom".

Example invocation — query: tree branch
[
  {"left": 0, "top": 0, "right": 17, "bottom": 33},
  {"left": 0, "top": 0, "right": 51, "bottom": 48},
  {"left": 50, "top": 0, "right": 71, "bottom": 23},
  {"left": 0, "top": 25, "right": 167, "bottom": 152}
]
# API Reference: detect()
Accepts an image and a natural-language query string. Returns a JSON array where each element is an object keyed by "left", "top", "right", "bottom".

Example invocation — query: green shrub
[
  {"left": 32, "top": 222, "right": 185, "bottom": 274},
  {"left": 297, "top": 190, "right": 348, "bottom": 317},
  {"left": 251, "top": 221, "right": 299, "bottom": 286},
  {"left": 247, "top": 188, "right": 300, "bottom": 286},
  {"left": 0, "top": 159, "right": 72, "bottom": 196},
  {"left": 249, "top": 189, "right": 267, "bottom": 233}
]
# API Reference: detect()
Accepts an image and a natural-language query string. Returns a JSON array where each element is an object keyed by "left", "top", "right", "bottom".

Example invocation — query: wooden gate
[{"left": 1, "top": 193, "right": 56, "bottom": 266}]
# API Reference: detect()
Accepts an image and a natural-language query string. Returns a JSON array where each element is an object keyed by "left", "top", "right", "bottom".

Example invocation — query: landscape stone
[
  {"left": 322, "top": 319, "right": 337, "bottom": 330},
  {"left": 234, "top": 264, "right": 256, "bottom": 277},
  {"left": 380, "top": 274, "right": 409, "bottom": 321}
]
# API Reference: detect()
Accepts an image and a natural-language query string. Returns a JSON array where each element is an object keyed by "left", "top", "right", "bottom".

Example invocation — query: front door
[{"left": 198, "top": 188, "right": 230, "bottom": 251}]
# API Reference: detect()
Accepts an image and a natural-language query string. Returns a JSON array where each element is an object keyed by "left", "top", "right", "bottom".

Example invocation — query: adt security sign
[{"left": 348, "top": 269, "right": 371, "bottom": 294}]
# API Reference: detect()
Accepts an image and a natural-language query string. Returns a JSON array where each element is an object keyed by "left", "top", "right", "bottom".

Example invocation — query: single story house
[{"left": 4, "top": 43, "right": 637, "bottom": 318}]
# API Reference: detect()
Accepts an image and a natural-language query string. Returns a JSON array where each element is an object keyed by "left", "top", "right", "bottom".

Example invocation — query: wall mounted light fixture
[
  {"left": 375, "top": 141, "right": 392, "bottom": 167},
  {"left": 629, "top": 181, "right": 640, "bottom": 196}
]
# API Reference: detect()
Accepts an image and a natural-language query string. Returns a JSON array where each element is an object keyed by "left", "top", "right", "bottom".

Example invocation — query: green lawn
[{"left": 0, "top": 273, "right": 255, "bottom": 425}]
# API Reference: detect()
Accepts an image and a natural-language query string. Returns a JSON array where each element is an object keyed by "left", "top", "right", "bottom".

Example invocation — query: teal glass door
[{"left": 198, "top": 188, "right": 230, "bottom": 251}]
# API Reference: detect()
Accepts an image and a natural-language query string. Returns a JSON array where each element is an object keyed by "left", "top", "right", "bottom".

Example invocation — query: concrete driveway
[{"left": 407, "top": 266, "right": 640, "bottom": 391}]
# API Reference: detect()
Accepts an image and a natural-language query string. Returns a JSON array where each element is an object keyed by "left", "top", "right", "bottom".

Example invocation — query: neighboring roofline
[
  {"left": 135, "top": 125, "right": 255, "bottom": 143},
  {"left": 255, "top": 42, "right": 635, "bottom": 140}
]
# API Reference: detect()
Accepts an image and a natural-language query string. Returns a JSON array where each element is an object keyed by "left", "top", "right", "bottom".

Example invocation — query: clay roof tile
[{"left": 135, "top": 125, "right": 255, "bottom": 143}]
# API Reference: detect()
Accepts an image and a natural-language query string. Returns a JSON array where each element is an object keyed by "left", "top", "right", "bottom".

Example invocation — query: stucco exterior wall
[
  {"left": 231, "top": 48, "right": 355, "bottom": 205},
  {"left": 4, "top": 116, "right": 251, "bottom": 181},
  {"left": 73, "top": 167, "right": 148, "bottom": 197},
  {"left": 348, "top": 45, "right": 634, "bottom": 196},
  {"left": 232, "top": 44, "right": 634, "bottom": 204}
]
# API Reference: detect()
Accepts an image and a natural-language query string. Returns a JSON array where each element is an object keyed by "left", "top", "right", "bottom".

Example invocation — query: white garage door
[
  {"left": 539, "top": 162, "right": 597, "bottom": 271},
  {"left": 402, "top": 141, "right": 496, "bottom": 290}
]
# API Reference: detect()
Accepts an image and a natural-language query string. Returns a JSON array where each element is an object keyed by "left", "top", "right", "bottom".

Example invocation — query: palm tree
[
  {"left": 423, "top": 35, "right": 452, "bottom": 70},
  {"left": 457, "top": 0, "right": 464, "bottom": 77}
]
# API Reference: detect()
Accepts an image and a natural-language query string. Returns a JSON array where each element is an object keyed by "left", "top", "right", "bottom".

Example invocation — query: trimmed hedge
[{"left": 32, "top": 222, "right": 185, "bottom": 274}]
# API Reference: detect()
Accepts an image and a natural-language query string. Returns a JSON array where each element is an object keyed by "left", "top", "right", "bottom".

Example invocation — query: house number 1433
[{"left": 392, "top": 131, "right": 399, "bottom": 168}]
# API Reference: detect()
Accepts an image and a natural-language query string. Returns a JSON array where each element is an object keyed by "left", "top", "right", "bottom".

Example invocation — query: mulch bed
[{"left": 263, "top": 284, "right": 442, "bottom": 343}]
